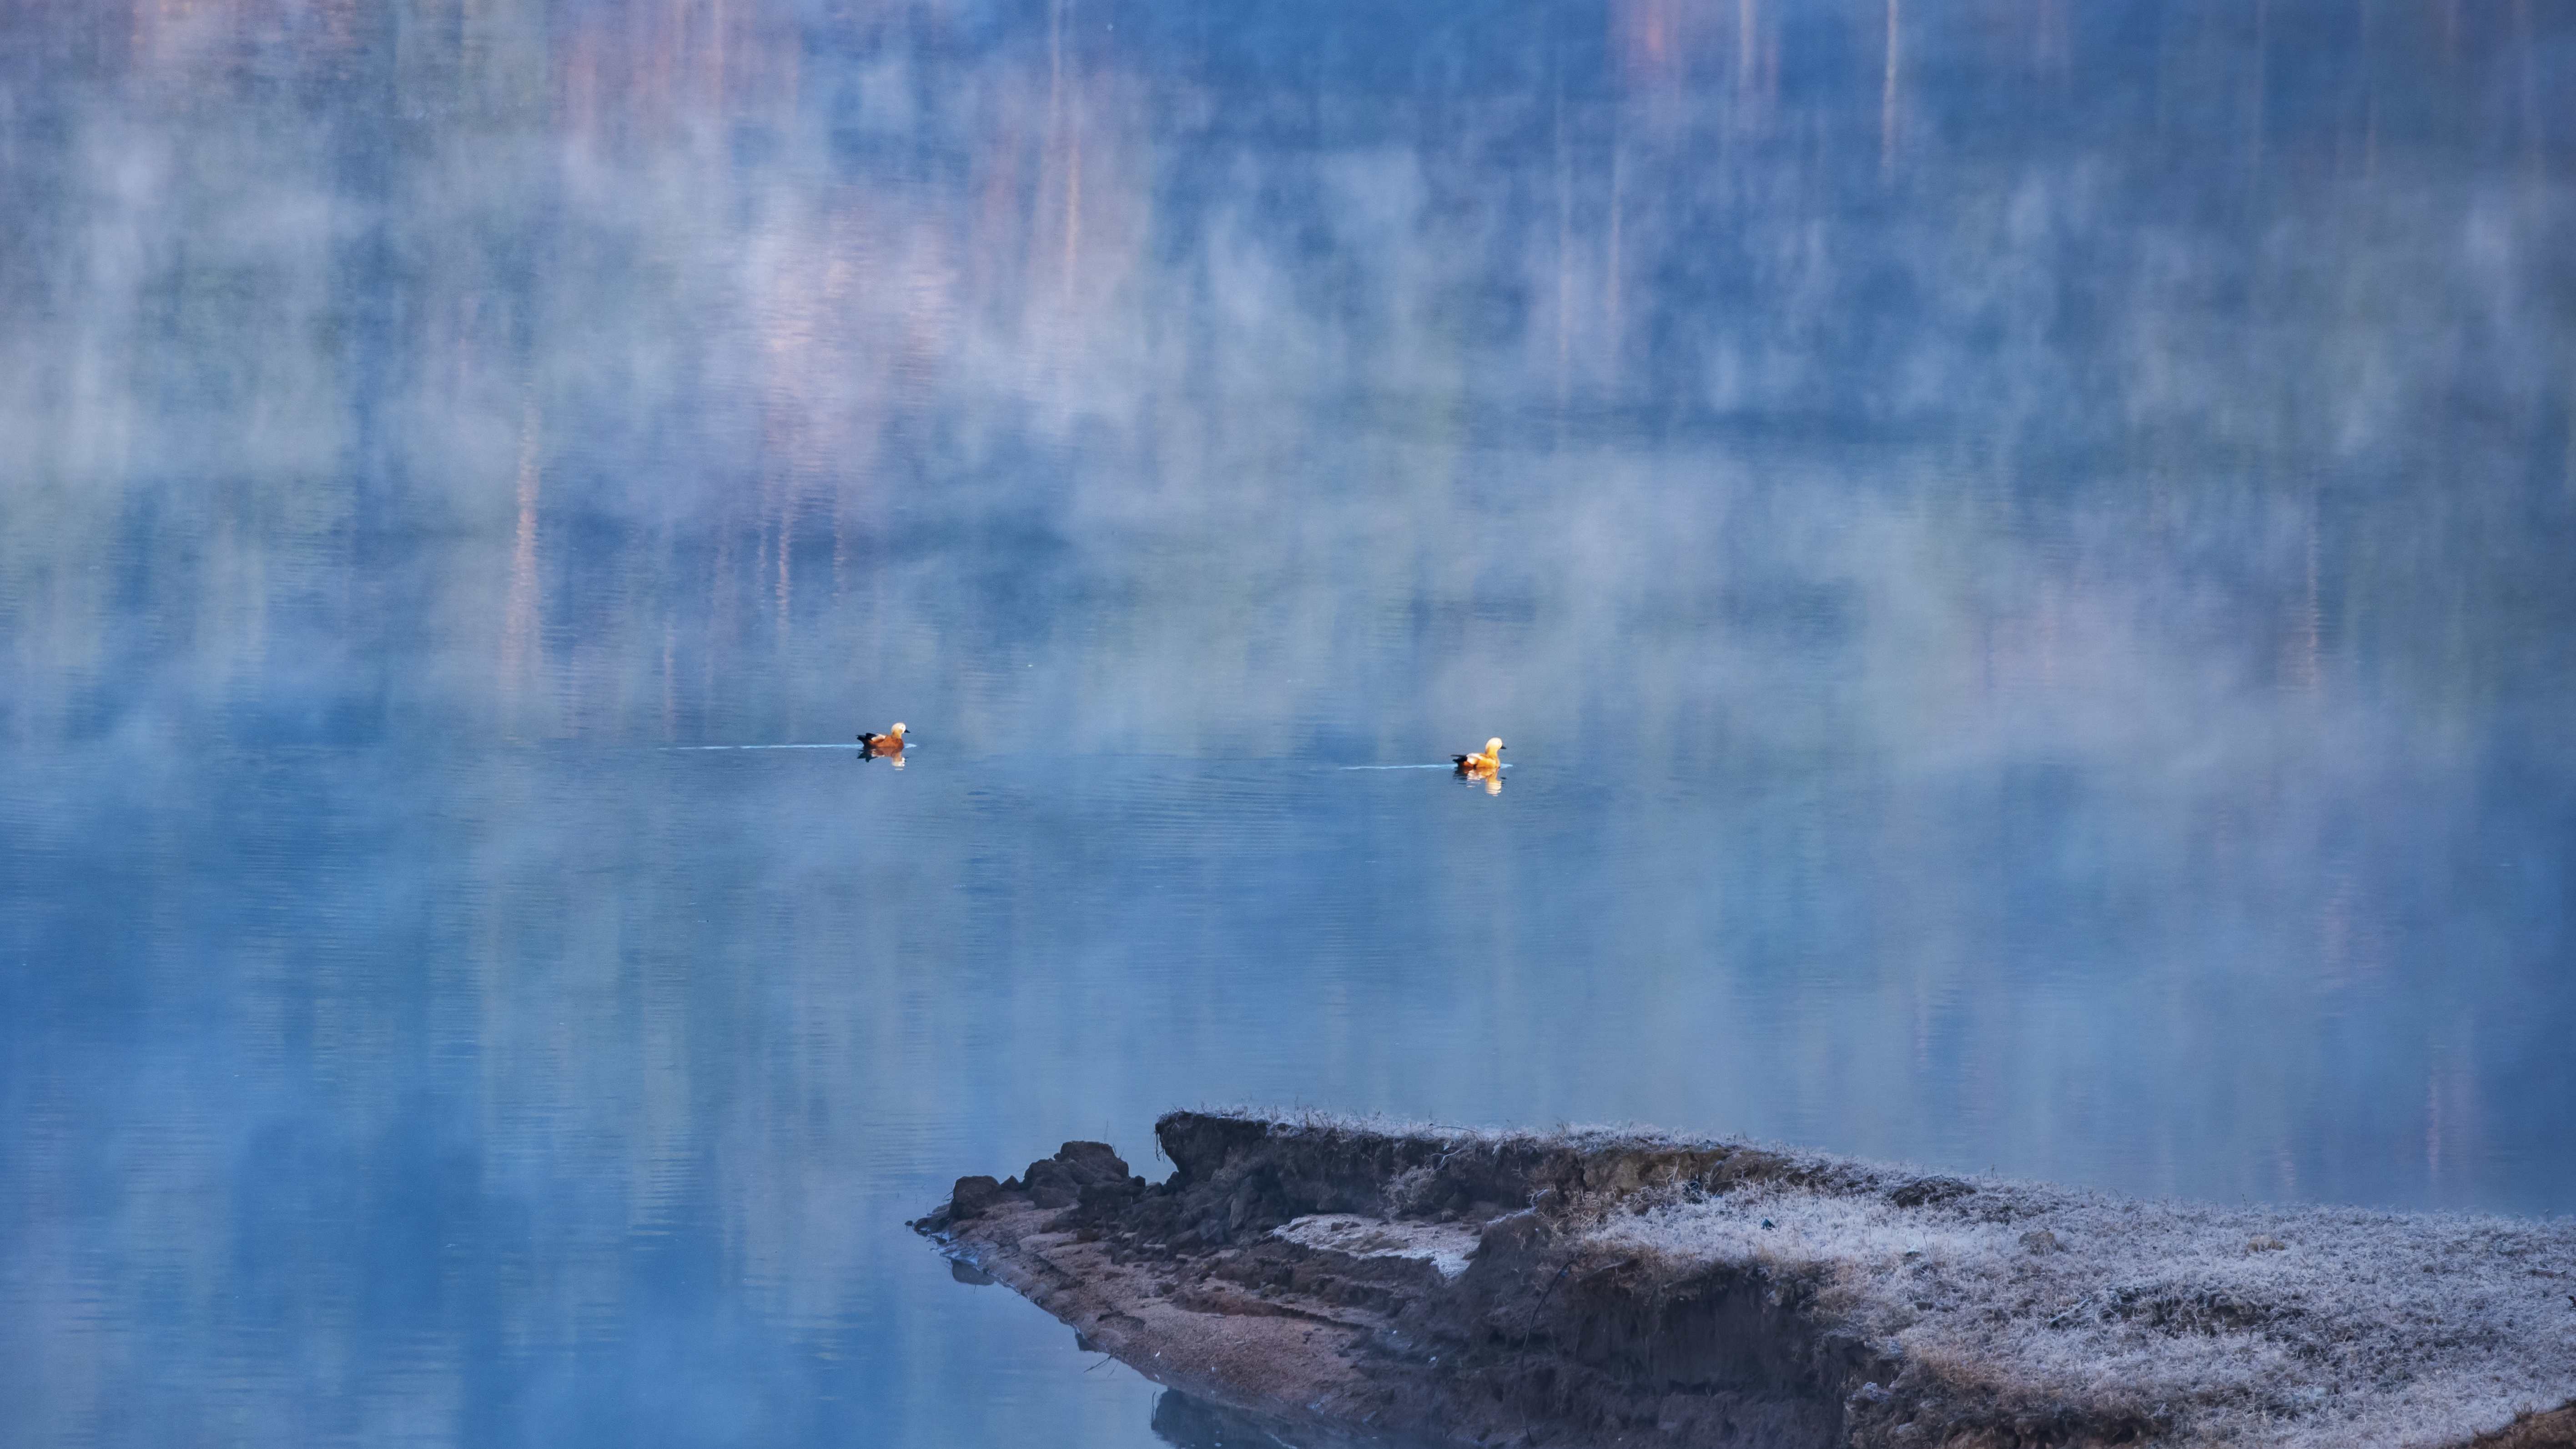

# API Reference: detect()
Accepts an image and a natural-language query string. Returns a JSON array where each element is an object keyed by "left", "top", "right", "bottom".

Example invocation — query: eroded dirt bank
[{"left": 915, "top": 1111, "right": 2576, "bottom": 1449}]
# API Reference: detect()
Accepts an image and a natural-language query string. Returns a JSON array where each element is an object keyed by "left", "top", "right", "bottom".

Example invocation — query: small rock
[
  {"left": 948, "top": 1175, "right": 1006, "bottom": 1221},
  {"left": 2020, "top": 1229, "right": 2063, "bottom": 1255},
  {"left": 1055, "top": 1141, "right": 1132, "bottom": 1184},
  {"left": 1080, "top": 1178, "right": 1142, "bottom": 1213},
  {"left": 948, "top": 1258, "right": 995, "bottom": 1286},
  {"left": 1026, "top": 1142, "right": 1133, "bottom": 1209},
  {"left": 1028, "top": 1178, "right": 1081, "bottom": 1209},
  {"left": 1761, "top": 1218, "right": 1776, "bottom": 1230}
]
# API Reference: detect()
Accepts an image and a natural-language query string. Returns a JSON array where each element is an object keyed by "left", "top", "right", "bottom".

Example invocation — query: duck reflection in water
[
  {"left": 1452, "top": 737, "right": 1504, "bottom": 794},
  {"left": 856, "top": 722, "right": 912, "bottom": 766}
]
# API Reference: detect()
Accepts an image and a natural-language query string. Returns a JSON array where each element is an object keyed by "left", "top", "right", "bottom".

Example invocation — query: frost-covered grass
[
  {"left": 1165, "top": 1109, "right": 2576, "bottom": 1446},
  {"left": 1587, "top": 1164, "right": 2576, "bottom": 1447}
]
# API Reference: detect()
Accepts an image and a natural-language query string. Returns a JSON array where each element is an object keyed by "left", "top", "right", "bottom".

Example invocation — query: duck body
[{"left": 1451, "top": 737, "right": 1505, "bottom": 776}]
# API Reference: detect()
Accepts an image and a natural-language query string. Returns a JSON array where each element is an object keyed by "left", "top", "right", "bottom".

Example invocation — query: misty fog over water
[{"left": 2, "top": 1, "right": 2572, "bottom": 1445}]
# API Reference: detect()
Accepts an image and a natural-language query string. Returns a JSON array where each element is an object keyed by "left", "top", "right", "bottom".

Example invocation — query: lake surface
[{"left": 3, "top": 3, "right": 2573, "bottom": 1445}]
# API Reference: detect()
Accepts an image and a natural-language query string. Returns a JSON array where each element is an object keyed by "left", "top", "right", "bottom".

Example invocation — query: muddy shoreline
[{"left": 916, "top": 1111, "right": 2576, "bottom": 1449}]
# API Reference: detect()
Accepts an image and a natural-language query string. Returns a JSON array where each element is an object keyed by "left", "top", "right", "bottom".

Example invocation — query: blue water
[{"left": 4, "top": 3, "right": 2574, "bottom": 1445}]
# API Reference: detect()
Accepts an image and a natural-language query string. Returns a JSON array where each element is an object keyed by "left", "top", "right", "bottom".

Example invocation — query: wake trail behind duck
[{"left": 660, "top": 743, "right": 865, "bottom": 751}]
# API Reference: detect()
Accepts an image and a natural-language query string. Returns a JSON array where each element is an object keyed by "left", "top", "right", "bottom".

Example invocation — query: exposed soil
[{"left": 915, "top": 1111, "right": 2576, "bottom": 1449}]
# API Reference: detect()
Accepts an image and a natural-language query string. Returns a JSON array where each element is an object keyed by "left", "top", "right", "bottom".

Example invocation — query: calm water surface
[{"left": 4, "top": 3, "right": 2574, "bottom": 1445}]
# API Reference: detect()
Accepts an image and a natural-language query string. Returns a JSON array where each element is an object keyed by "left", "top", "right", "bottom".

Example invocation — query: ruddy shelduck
[
  {"left": 1452, "top": 737, "right": 1505, "bottom": 777},
  {"left": 857, "top": 723, "right": 911, "bottom": 764}
]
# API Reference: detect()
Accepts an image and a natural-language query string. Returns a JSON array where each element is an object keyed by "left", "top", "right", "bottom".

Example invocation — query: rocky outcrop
[{"left": 916, "top": 1110, "right": 2576, "bottom": 1449}]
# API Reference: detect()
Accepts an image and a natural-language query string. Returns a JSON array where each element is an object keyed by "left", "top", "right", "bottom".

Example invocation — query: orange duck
[
  {"left": 857, "top": 722, "right": 912, "bottom": 765},
  {"left": 1451, "top": 737, "right": 1504, "bottom": 777}
]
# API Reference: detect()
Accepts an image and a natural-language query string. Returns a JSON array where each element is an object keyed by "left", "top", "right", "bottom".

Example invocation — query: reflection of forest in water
[
  {"left": 1, "top": 3, "right": 2572, "bottom": 1447},
  {"left": 5, "top": 0, "right": 2568, "bottom": 749}
]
